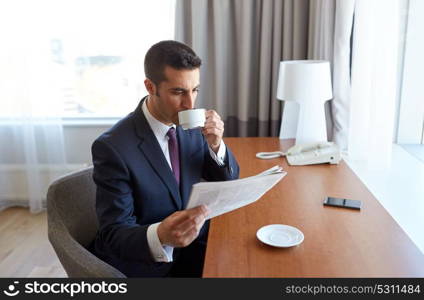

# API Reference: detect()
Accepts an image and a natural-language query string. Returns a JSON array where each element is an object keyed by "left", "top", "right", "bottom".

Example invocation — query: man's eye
[{"left": 193, "top": 88, "right": 199, "bottom": 93}]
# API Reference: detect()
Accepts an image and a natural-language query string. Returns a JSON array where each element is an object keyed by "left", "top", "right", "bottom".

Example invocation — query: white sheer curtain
[
  {"left": 0, "top": 8, "right": 68, "bottom": 213},
  {"left": 348, "top": 0, "right": 402, "bottom": 168},
  {"left": 330, "top": 0, "right": 355, "bottom": 150}
]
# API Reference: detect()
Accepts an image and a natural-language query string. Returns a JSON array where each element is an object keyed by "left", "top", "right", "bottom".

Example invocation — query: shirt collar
[{"left": 142, "top": 97, "right": 176, "bottom": 139}]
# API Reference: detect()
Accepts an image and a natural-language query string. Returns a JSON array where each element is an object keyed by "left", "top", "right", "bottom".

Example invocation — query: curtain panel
[{"left": 176, "top": 0, "right": 354, "bottom": 142}]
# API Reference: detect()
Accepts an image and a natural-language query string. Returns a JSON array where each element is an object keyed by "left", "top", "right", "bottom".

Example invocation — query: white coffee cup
[{"left": 178, "top": 109, "right": 206, "bottom": 130}]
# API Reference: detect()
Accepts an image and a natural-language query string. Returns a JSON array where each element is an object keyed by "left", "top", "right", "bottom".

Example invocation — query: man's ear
[{"left": 144, "top": 79, "right": 156, "bottom": 96}]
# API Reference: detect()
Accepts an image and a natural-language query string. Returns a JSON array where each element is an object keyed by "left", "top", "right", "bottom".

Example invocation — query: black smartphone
[{"left": 323, "top": 196, "right": 362, "bottom": 210}]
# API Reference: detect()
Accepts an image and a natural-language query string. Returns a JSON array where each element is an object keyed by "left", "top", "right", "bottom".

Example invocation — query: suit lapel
[{"left": 133, "top": 99, "right": 182, "bottom": 210}]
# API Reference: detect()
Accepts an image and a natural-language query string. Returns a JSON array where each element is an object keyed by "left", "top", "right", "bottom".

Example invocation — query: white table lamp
[{"left": 277, "top": 60, "right": 333, "bottom": 145}]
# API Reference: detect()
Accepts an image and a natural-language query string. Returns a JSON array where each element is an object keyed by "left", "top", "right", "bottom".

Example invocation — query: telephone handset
[{"left": 256, "top": 141, "right": 341, "bottom": 165}]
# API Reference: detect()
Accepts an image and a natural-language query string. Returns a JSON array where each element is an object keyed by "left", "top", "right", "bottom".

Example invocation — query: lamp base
[
  {"left": 295, "top": 100, "right": 327, "bottom": 145},
  {"left": 279, "top": 102, "right": 299, "bottom": 140}
]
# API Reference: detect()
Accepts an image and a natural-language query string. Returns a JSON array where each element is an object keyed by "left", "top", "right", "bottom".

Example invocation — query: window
[
  {"left": 0, "top": 0, "right": 176, "bottom": 118},
  {"left": 396, "top": 0, "right": 424, "bottom": 162}
]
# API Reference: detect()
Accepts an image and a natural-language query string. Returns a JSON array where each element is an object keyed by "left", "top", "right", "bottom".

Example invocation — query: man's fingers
[
  {"left": 176, "top": 227, "right": 199, "bottom": 247},
  {"left": 193, "top": 204, "right": 210, "bottom": 216},
  {"left": 174, "top": 214, "right": 202, "bottom": 234},
  {"left": 202, "top": 127, "right": 223, "bottom": 137},
  {"left": 176, "top": 216, "right": 206, "bottom": 239},
  {"left": 167, "top": 206, "right": 208, "bottom": 246},
  {"left": 173, "top": 206, "right": 209, "bottom": 233},
  {"left": 166, "top": 205, "right": 205, "bottom": 223},
  {"left": 205, "top": 109, "right": 219, "bottom": 119},
  {"left": 185, "top": 204, "right": 209, "bottom": 218},
  {"left": 203, "top": 120, "right": 224, "bottom": 130},
  {"left": 204, "top": 120, "right": 219, "bottom": 128},
  {"left": 159, "top": 206, "right": 210, "bottom": 247}
]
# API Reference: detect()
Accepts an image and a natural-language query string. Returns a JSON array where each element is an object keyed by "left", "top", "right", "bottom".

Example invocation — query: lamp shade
[
  {"left": 276, "top": 60, "right": 333, "bottom": 145},
  {"left": 276, "top": 60, "right": 333, "bottom": 102}
]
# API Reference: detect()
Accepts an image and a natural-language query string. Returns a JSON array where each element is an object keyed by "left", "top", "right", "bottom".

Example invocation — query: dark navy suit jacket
[{"left": 91, "top": 99, "right": 240, "bottom": 277}]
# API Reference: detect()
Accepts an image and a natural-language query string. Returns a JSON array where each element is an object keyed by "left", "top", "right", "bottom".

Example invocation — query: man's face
[{"left": 146, "top": 66, "right": 200, "bottom": 125}]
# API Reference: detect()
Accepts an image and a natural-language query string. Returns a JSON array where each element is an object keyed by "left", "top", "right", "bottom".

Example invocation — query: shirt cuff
[
  {"left": 146, "top": 222, "right": 174, "bottom": 263},
  {"left": 208, "top": 140, "right": 226, "bottom": 166}
]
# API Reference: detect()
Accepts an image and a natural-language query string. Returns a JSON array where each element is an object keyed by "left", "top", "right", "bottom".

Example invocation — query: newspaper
[{"left": 186, "top": 165, "right": 287, "bottom": 219}]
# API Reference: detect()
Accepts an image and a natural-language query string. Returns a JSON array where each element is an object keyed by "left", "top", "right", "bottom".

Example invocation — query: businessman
[{"left": 90, "top": 40, "right": 240, "bottom": 277}]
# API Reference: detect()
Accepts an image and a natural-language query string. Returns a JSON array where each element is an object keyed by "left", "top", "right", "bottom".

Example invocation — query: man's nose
[{"left": 182, "top": 92, "right": 195, "bottom": 109}]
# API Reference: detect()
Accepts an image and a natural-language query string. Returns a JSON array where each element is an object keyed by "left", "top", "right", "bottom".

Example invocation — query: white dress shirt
[{"left": 142, "top": 99, "right": 226, "bottom": 262}]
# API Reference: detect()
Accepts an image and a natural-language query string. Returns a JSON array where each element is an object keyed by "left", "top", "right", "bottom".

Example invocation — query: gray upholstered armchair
[{"left": 47, "top": 166, "right": 125, "bottom": 278}]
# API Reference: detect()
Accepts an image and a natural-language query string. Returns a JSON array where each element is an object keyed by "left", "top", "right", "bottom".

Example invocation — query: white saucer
[{"left": 256, "top": 224, "right": 304, "bottom": 248}]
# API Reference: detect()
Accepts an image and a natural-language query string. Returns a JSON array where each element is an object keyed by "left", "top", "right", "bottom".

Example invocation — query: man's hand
[
  {"left": 157, "top": 205, "right": 210, "bottom": 248},
  {"left": 202, "top": 110, "right": 224, "bottom": 153}
]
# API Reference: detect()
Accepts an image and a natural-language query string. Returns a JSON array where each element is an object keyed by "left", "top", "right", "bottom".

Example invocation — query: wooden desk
[{"left": 203, "top": 138, "right": 424, "bottom": 277}]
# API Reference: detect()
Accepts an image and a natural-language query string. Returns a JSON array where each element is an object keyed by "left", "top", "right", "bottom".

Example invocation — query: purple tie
[{"left": 167, "top": 127, "right": 180, "bottom": 185}]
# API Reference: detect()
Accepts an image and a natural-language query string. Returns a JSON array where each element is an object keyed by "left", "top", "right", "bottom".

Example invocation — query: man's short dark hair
[{"left": 144, "top": 40, "right": 202, "bottom": 85}]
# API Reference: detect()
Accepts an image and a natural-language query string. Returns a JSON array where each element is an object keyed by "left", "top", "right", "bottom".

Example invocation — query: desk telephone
[{"left": 256, "top": 141, "right": 341, "bottom": 165}]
